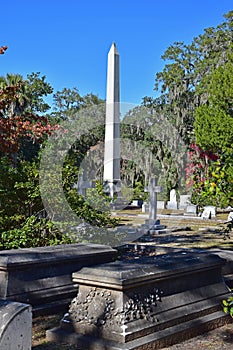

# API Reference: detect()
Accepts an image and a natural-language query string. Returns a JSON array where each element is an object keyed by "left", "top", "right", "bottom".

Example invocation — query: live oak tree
[
  {"left": 52, "top": 87, "right": 104, "bottom": 120},
  {"left": 126, "top": 11, "right": 233, "bottom": 200}
]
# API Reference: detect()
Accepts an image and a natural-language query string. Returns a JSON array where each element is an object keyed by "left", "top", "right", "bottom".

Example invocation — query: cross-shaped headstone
[
  {"left": 145, "top": 178, "right": 162, "bottom": 226},
  {"left": 75, "top": 172, "right": 95, "bottom": 198}
]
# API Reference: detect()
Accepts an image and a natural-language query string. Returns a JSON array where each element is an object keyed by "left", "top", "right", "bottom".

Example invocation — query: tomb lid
[
  {"left": 0, "top": 243, "right": 117, "bottom": 269},
  {"left": 72, "top": 252, "right": 225, "bottom": 290}
]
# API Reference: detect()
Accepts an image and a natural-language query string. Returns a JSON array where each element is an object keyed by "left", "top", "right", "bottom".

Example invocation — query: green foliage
[
  {"left": 222, "top": 295, "right": 233, "bottom": 318},
  {"left": 191, "top": 158, "right": 233, "bottom": 208},
  {"left": 52, "top": 87, "right": 104, "bottom": 120},
  {"left": 193, "top": 51, "right": 233, "bottom": 207},
  {"left": 0, "top": 157, "right": 45, "bottom": 234},
  {"left": 133, "top": 181, "right": 148, "bottom": 201},
  {"left": 0, "top": 216, "right": 74, "bottom": 250},
  {"left": 0, "top": 72, "right": 53, "bottom": 117},
  {"left": 85, "top": 181, "right": 111, "bottom": 213},
  {"left": 25, "top": 72, "right": 53, "bottom": 113},
  {"left": 142, "top": 11, "right": 233, "bottom": 197},
  {"left": 195, "top": 51, "right": 233, "bottom": 156}
]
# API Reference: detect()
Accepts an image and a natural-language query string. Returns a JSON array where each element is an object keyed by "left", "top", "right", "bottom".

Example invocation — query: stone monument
[
  {"left": 143, "top": 178, "right": 166, "bottom": 232},
  {"left": 167, "top": 189, "right": 178, "bottom": 209},
  {"left": 179, "top": 194, "right": 191, "bottom": 210},
  {"left": 103, "top": 43, "right": 121, "bottom": 199},
  {"left": 47, "top": 252, "right": 231, "bottom": 349},
  {"left": 202, "top": 205, "right": 216, "bottom": 219}
]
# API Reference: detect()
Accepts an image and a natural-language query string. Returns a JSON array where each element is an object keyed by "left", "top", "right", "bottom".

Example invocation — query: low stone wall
[{"left": 0, "top": 243, "right": 117, "bottom": 315}]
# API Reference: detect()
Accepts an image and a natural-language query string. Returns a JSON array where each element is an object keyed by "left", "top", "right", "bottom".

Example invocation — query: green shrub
[
  {"left": 222, "top": 296, "right": 233, "bottom": 317},
  {"left": 0, "top": 216, "right": 74, "bottom": 250}
]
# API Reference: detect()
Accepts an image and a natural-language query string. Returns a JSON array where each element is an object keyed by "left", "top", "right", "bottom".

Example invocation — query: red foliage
[
  {"left": 0, "top": 114, "right": 60, "bottom": 154},
  {"left": 0, "top": 80, "right": 60, "bottom": 155},
  {"left": 0, "top": 46, "right": 8, "bottom": 54},
  {"left": 185, "top": 143, "right": 218, "bottom": 188},
  {"left": 0, "top": 45, "right": 61, "bottom": 155}
]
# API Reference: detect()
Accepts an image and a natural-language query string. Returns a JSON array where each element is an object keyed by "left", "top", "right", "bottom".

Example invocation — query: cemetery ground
[{"left": 32, "top": 208, "right": 233, "bottom": 349}]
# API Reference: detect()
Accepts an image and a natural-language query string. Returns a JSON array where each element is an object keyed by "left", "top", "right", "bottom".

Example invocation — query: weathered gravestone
[
  {"left": 227, "top": 211, "right": 233, "bottom": 222},
  {"left": 141, "top": 202, "right": 149, "bottom": 213},
  {"left": 167, "top": 189, "right": 178, "bottom": 210},
  {"left": 0, "top": 243, "right": 117, "bottom": 315},
  {"left": 0, "top": 299, "right": 32, "bottom": 350},
  {"left": 179, "top": 194, "right": 191, "bottom": 210},
  {"left": 157, "top": 200, "right": 166, "bottom": 209},
  {"left": 202, "top": 206, "right": 216, "bottom": 219},
  {"left": 184, "top": 204, "right": 198, "bottom": 217},
  {"left": 47, "top": 251, "right": 231, "bottom": 349}
]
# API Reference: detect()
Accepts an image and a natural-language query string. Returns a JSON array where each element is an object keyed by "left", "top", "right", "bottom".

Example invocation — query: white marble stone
[
  {"left": 167, "top": 189, "right": 178, "bottom": 209},
  {"left": 157, "top": 201, "right": 166, "bottom": 209},
  {"left": 179, "top": 194, "right": 191, "bottom": 209},
  {"left": 142, "top": 203, "right": 149, "bottom": 213},
  {"left": 201, "top": 206, "right": 216, "bottom": 219},
  {"left": 103, "top": 43, "right": 121, "bottom": 198},
  {"left": 228, "top": 211, "right": 233, "bottom": 221},
  {"left": 185, "top": 204, "right": 198, "bottom": 216}
]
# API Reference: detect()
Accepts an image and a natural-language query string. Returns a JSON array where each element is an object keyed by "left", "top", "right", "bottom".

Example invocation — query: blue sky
[{"left": 1, "top": 1, "right": 233, "bottom": 107}]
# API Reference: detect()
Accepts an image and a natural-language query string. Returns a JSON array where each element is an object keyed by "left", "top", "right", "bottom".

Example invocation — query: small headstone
[
  {"left": 0, "top": 300, "right": 32, "bottom": 350},
  {"left": 157, "top": 200, "right": 166, "bottom": 209},
  {"left": 201, "top": 206, "right": 216, "bottom": 219},
  {"left": 167, "top": 189, "right": 178, "bottom": 210},
  {"left": 179, "top": 194, "right": 191, "bottom": 210},
  {"left": 228, "top": 211, "right": 233, "bottom": 222},
  {"left": 184, "top": 204, "right": 198, "bottom": 216},
  {"left": 132, "top": 199, "right": 143, "bottom": 208},
  {"left": 142, "top": 203, "right": 149, "bottom": 213}
]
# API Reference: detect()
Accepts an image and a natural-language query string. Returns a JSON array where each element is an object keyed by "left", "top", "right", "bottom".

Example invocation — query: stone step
[{"left": 46, "top": 311, "right": 231, "bottom": 350}]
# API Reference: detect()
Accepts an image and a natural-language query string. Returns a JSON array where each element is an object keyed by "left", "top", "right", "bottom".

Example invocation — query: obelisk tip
[{"left": 109, "top": 42, "right": 119, "bottom": 55}]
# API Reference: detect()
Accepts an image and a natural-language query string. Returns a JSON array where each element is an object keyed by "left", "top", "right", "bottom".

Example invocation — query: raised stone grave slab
[
  {"left": 47, "top": 252, "right": 231, "bottom": 349},
  {"left": 0, "top": 243, "right": 117, "bottom": 315},
  {"left": 0, "top": 299, "right": 32, "bottom": 350}
]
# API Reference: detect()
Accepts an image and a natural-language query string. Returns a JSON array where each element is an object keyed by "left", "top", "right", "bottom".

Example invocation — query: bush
[
  {"left": 0, "top": 216, "right": 74, "bottom": 250},
  {"left": 222, "top": 295, "right": 233, "bottom": 317}
]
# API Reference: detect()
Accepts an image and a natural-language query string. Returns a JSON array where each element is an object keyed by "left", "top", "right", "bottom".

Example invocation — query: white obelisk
[{"left": 103, "top": 43, "right": 121, "bottom": 199}]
